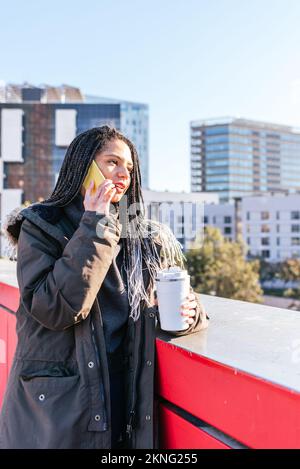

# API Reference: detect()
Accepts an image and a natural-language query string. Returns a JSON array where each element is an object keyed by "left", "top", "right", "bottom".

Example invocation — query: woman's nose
[{"left": 117, "top": 167, "right": 130, "bottom": 179}]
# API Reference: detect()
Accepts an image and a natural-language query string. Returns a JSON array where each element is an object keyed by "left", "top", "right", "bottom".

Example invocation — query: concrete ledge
[{"left": 156, "top": 293, "right": 300, "bottom": 393}]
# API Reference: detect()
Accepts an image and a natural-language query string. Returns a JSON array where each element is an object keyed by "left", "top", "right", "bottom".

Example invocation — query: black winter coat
[{"left": 0, "top": 202, "right": 209, "bottom": 449}]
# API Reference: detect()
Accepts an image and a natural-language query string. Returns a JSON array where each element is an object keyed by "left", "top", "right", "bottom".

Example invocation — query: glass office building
[
  {"left": 0, "top": 83, "right": 149, "bottom": 204},
  {"left": 190, "top": 117, "right": 300, "bottom": 203}
]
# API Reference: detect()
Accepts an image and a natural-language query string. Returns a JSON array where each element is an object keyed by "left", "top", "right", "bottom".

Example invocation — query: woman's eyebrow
[{"left": 105, "top": 153, "right": 134, "bottom": 168}]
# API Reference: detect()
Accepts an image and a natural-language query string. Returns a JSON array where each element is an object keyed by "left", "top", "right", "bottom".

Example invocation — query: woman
[{"left": 0, "top": 126, "right": 209, "bottom": 449}]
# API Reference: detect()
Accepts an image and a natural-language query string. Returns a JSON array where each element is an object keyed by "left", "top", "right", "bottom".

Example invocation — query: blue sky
[{"left": 1, "top": 0, "right": 300, "bottom": 192}]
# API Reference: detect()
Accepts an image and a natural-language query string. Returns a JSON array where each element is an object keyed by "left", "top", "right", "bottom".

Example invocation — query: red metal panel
[
  {"left": 155, "top": 338, "right": 300, "bottom": 449},
  {"left": 0, "top": 307, "right": 8, "bottom": 407},
  {"left": 158, "top": 402, "right": 230, "bottom": 449},
  {"left": 0, "top": 282, "right": 20, "bottom": 312},
  {"left": 0, "top": 283, "right": 19, "bottom": 408}
]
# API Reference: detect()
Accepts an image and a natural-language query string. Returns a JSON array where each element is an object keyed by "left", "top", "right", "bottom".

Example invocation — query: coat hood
[{"left": 1, "top": 202, "right": 65, "bottom": 261}]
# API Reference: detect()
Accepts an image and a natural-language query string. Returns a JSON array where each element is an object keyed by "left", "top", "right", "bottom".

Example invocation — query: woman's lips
[{"left": 114, "top": 184, "right": 125, "bottom": 193}]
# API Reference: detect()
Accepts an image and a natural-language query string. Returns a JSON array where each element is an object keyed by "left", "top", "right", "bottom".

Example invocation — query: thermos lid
[{"left": 155, "top": 266, "right": 189, "bottom": 282}]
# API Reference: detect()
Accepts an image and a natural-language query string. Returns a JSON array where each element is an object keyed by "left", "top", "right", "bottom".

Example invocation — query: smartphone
[{"left": 83, "top": 160, "right": 106, "bottom": 194}]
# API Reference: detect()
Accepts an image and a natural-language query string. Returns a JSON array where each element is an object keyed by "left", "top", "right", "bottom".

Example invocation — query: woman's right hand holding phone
[{"left": 83, "top": 179, "right": 116, "bottom": 217}]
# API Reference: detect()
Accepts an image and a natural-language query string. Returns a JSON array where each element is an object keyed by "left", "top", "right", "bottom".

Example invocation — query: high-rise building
[
  {"left": 190, "top": 117, "right": 300, "bottom": 203},
  {"left": 0, "top": 82, "right": 149, "bottom": 206}
]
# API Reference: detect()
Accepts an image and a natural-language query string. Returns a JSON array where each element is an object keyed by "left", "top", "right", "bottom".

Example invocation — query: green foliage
[
  {"left": 185, "top": 226, "right": 263, "bottom": 303},
  {"left": 280, "top": 258, "right": 300, "bottom": 299},
  {"left": 280, "top": 258, "right": 300, "bottom": 282}
]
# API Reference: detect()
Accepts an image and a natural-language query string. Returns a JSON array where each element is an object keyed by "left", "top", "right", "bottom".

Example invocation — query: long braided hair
[{"left": 40, "top": 126, "right": 185, "bottom": 322}]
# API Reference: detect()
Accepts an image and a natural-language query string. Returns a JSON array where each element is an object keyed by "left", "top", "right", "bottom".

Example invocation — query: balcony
[{"left": 0, "top": 263, "right": 300, "bottom": 449}]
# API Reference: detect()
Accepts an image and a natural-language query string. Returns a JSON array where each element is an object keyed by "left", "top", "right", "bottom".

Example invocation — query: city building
[
  {"left": 0, "top": 82, "right": 149, "bottom": 257},
  {"left": 142, "top": 189, "right": 218, "bottom": 251},
  {"left": 241, "top": 193, "right": 300, "bottom": 262},
  {"left": 204, "top": 202, "right": 236, "bottom": 241},
  {"left": 190, "top": 117, "right": 300, "bottom": 203},
  {"left": 201, "top": 192, "right": 300, "bottom": 262},
  {"left": 0, "top": 82, "right": 149, "bottom": 206}
]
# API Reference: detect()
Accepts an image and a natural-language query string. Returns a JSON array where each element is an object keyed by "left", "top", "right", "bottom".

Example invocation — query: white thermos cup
[{"left": 155, "top": 266, "right": 191, "bottom": 331}]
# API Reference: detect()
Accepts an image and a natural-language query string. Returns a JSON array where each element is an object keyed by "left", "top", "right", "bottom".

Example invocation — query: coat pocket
[
  {"left": 20, "top": 373, "right": 79, "bottom": 390},
  {"left": 17, "top": 373, "right": 85, "bottom": 448}
]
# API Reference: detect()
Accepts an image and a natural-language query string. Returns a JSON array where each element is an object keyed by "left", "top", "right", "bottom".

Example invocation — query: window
[
  {"left": 277, "top": 224, "right": 280, "bottom": 233},
  {"left": 261, "top": 211, "right": 269, "bottom": 220},
  {"left": 1, "top": 108, "right": 24, "bottom": 162},
  {"left": 277, "top": 237, "right": 280, "bottom": 246},
  {"left": 261, "top": 250, "right": 270, "bottom": 258},
  {"left": 291, "top": 211, "right": 300, "bottom": 220},
  {"left": 203, "top": 216, "right": 208, "bottom": 224},
  {"left": 247, "top": 212, "right": 250, "bottom": 221},
  {"left": 224, "top": 216, "right": 232, "bottom": 224},
  {"left": 55, "top": 109, "right": 77, "bottom": 147},
  {"left": 205, "top": 126, "right": 229, "bottom": 136},
  {"left": 276, "top": 211, "right": 280, "bottom": 220},
  {"left": 261, "top": 224, "right": 270, "bottom": 233},
  {"left": 291, "top": 225, "right": 300, "bottom": 233},
  {"left": 261, "top": 237, "right": 270, "bottom": 246},
  {"left": 247, "top": 237, "right": 250, "bottom": 245},
  {"left": 224, "top": 227, "right": 232, "bottom": 234},
  {"left": 291, "top": 237, "right": 300, "bottom": 246},
  {"left": 213, "top": 216, "right": 216, "bottom": 224}
]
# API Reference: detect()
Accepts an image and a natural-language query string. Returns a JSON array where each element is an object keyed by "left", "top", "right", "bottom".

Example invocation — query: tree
[
  {"left": 185, "top": 226, "right": 263, "bottom": 303},
  {"left": 280, "top": 258, "right": 300, "bottom": 301},
  {"left": 280, "top": 258, "right": 300, "bottom": 283}
]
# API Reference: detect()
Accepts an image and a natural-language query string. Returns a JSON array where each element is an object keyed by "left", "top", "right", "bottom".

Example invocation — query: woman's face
[{"left": 81, "top": 138, "right": 134, "bottom": 203}]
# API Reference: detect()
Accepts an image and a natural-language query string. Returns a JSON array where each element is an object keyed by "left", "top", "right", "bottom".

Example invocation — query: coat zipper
[{"left": 126, "top": 319, "right": 141, "bottom": 442}]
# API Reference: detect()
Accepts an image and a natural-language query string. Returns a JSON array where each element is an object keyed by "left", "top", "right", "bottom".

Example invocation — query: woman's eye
[{"left": 108, "top": 160, "right": 133, "bottom": 174}]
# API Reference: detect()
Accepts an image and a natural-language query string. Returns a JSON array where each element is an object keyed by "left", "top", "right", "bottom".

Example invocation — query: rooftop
[{"left": 191, "top": 116, "right": 300, "bottom": 134}]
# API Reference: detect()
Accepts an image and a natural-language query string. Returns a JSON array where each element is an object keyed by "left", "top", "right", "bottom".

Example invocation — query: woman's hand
[
  {"left": 180, "top": 293, "right": 198, "bottom": 325},
  {"left": 153, "top": 292, "right": 199, "bottom": 326},
  {"left": 83, "top": 179, "right": 117, "bottom": 217}
]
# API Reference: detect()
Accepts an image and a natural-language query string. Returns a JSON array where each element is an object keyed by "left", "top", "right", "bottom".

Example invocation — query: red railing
[
  {"left": 154, "top": 337, "right": 300, "bottom": 449},
  {"left": 1, "top": 281, "right": 300, "bottom": 449},
  {"left": 0, "top": 282, "right": 18, "bottom": 406}
]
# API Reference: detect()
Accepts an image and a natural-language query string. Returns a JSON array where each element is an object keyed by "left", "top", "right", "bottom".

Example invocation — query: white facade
[
  {"left": 242, "top": 193, "right": 300, "bottom": 261},
  {"left": 204, "top": 202, "right": 235, "bottom": 241},
  {"left": 55, "top": 109, "right": 77, "bottom": 147},
  {"left": 1, "top": 109, "right": 23, "bottom": 162},
  {"left": 142, "top": 190, "right": 218, "bottom": 251}
]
